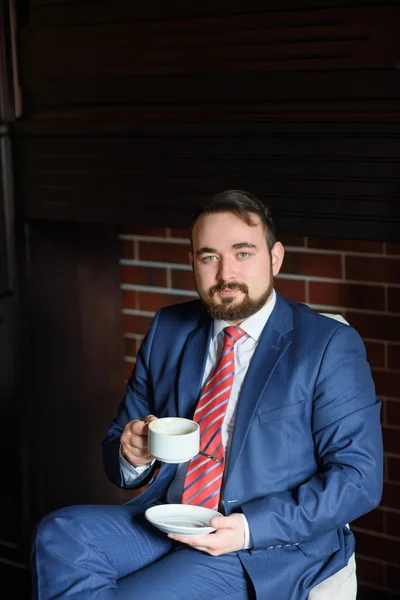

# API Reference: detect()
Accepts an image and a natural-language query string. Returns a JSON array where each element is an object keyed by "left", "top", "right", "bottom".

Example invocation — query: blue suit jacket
[{"left": 103, "top": 292, "right": 383, "bottom": 598}]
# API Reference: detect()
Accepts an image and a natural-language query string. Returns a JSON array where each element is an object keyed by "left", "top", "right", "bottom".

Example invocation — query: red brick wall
[{"left": 119, "top": 228, "right": 400, "bottom": 597}]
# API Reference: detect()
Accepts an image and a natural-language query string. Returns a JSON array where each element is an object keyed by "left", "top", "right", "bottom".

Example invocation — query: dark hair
[{"left": 189, "top": 189, "right": 277, "bottom": 251}]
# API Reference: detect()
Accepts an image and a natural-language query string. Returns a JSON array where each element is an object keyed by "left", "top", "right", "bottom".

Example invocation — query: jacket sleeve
[
  {"left": 241, "top": 324, "right": 384, "bottom": 549},
  {"left": 101, "top": 310, "right": 161, "bottom": 489}
]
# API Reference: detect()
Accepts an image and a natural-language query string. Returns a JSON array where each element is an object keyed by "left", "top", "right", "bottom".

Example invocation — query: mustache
[{"left": 209, "top": 282, "right": 249, "bottom": 296}]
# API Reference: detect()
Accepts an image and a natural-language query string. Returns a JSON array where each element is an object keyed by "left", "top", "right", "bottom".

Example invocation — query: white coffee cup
[{"left": 148, "top": 417, "right": 200, "bottom": 464}]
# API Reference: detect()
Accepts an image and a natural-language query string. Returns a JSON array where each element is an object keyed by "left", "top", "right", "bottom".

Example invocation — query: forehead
[{"left": 192, "top": 211, "right": 265, "bottom": 247}]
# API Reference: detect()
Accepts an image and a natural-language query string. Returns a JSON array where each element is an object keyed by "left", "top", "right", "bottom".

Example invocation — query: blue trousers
[{"left": 31, "top": 504, "right": 253, "bottom": 599}]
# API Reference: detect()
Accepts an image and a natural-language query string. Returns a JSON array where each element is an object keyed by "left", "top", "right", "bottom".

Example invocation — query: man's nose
[{"left": 216, "top": 257, "right": 236, "bottom": 282}]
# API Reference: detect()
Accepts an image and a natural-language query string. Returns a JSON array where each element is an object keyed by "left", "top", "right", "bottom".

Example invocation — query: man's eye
[
  {"left": 238, "top": 252, "right": 249, "bottom": 259},
  {"left": 202, "top": 255, "right": 217, "bottom": 262}
]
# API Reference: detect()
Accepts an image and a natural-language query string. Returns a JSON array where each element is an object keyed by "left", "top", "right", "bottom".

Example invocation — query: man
[{"left": 31, "top": 190, "right": 383, "bottom": 599}]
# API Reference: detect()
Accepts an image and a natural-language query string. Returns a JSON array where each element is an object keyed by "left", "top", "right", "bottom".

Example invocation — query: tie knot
[{"left": 223, "top": 326, "right": 246, "bottom": 347}]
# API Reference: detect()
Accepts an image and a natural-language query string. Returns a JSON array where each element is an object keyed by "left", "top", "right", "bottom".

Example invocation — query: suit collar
[{"left": 176, "top": 310, "right": 213, "bottom": 418}]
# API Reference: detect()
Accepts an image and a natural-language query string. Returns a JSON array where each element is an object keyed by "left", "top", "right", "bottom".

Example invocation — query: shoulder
[
  {"left": 281, "top": 296, "right": 366, "bottom": 356},
  {"left": 157, "top": 298, "right": 206, "bottom": 321},
  {"left": 276, "top": 292, "right": 358, "bottom": 341},
  {"left": 139, "top": 299, "right": 209, "bottom": 357},
  {"left": 150, "top": 299, "right": 209, "bottom": 332}
]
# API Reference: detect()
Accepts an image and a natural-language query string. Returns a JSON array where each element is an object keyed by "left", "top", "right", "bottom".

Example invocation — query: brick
[
  {"left": 382, "top": 483, "right": 400, "bottom": 510},
  {"left": 346, "top": 256, "right": 400, "bottom": 285},
  {"left": 387, "top": 243, "right": 400, "bottom": 256},
  {"left": 388, "top": 288, "right": 400, "bottom": 314},
  {"left": 387, "top": 565, "right": 400, "bottom": 593},
  {"left": 382, "top": 397, "right": 388, "bottom": 426},
  {"left": 119, "top": 239, "right": 134, "bottom": 259},
  {"left": 364, "top": 341, "right": 385, "bottom": 369},
  {"left": 382, "top": 427, "right": 400, "bottom": 454},
  {"left": 347, "top": 312, "right": 400, "bottom": 343},
  {"left": 308, "top": 238, "right": 384, "bottom": 253},
  {"left": 139, "top": 241, "right": 190, "bottom": 264},
  {"left": 352, "top": 508, "right": 384, "bottom": 532},
  {"left": 373, "top": 371, "right": 400, "bottom": 399},
  {"left": 386, "top": 401, "right": 400, "bottom": 428},
  {"left": 137, "top": 292, "right": 194, "bottom": 312},
  {"left": 170, "top": 269, "right": 197, "bottom": 292},
  {"left": 309, "top": 281, "right": 385, "bottom": 311},
  {"left": 386, "top": 512, "right": 400, "bottom": 538},
  {"left": 121, "top": 265, "right": 168, "bottom": 287},
  {"left": 274, "top": 278, "right": 306, "bottom": 302},
  {"left": 281, "top": 251, "right": 342, "bottom": 278},
  {"left": 387, "top": 457, "right": 400, "bottom": 483},
  {"left": 358, "top": 587, "right": 400, "bottom": 599},
  {"left": 354, "top": 530, "right": 400, "bottom": 563},
  {"left": 381, "top": 396, "right": 389, "bottom": 432},
  {"left": 355, "top": 556, "right": 384, "bottom": 587},
  {"left": 121, "top": 290, "right": 138, "bottom": 310},
  {"left": 122, "top": 313, "right": 153, "bottom": 336},
  {"left": 279, "top": 235, "right": 306, "bottom": 247}
]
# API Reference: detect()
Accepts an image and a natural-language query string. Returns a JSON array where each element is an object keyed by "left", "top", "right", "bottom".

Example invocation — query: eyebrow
[{"left": 196, "top": 242, "right": 257, "bottom": 256}]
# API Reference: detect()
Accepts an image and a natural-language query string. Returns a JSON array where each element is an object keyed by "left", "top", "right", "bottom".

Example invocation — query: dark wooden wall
[
  {"left": 12, "top": 0, "right": 400, "bottom": 240},
  {"left": 1, "top": 2, "right": 400, "bottom": 587},
  {"left": 26, "top": 222, "right": 128, "bottom": 510},
  {"left": 0, "top": 0, "right": 27, "bottom": 564}
]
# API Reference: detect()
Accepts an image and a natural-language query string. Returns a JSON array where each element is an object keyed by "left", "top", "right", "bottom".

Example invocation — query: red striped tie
[{"left": 181, "top": 325, "right": 246, "bottom": 511}]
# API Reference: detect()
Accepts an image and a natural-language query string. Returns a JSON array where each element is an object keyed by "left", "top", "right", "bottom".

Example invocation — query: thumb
[
  {"left": 144, "top": 414, "right": 158, "bottom": 424},
  {"left": 210, "top": 516, "right": 230, "bottom": 529}
]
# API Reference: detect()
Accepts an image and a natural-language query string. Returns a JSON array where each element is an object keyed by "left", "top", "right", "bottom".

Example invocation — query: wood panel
[
  {"left": 0, "top": 1, "right": 21, "bottom": 122},
  {"left": 0, "top": 129, "right": 16, "bottom": 298},
  {"left": 26, "top": 223, "right": 130, "bottom": 519},
  {"left": 8, "top": 0, "right": 400, "bottom": 242},
  {"left": 12, "top": 119, "right": 400, "bottom": 241},
  {"left": 17, "top": 2, "right": 400, "bottom": 115},
  {"left": 0, "top": 127, "right": 20, "bottom": 554}
]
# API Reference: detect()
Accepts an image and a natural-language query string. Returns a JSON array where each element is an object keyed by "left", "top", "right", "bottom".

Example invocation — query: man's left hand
[{"left": 168, "top": 513, "right": 245, "bottom": 556}]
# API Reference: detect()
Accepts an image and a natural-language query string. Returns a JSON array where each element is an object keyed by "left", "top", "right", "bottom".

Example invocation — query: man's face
[{"left": 189, "top": 211, "right": 284, "bottom": 324}]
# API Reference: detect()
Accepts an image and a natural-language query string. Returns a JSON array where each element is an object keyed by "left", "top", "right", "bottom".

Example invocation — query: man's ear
[{"left": 271, "top": 242, "right": 284, "bottom": 276}]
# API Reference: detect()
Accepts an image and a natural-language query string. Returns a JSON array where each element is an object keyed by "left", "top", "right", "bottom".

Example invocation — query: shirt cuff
[
  {"left": 241, "top": 513, "right": 253, "bottom": 549},
  {"left": 119, "top": 444, "right": 154, "bottom": 485}
]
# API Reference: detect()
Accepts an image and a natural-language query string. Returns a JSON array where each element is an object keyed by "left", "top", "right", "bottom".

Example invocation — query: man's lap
[
  {"left": 32, "top": 504, "right": 355, "bottom": 600},
  {"left": 32, "top": 504, "right": 251, "bottom": 599},
  {"left": 116, "top": 546, "right": 251, "bottom": 599}
]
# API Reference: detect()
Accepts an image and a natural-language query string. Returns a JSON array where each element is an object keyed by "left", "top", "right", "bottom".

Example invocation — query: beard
[{"left": 200, "top": 277, "right": 274, "bottom": 322}]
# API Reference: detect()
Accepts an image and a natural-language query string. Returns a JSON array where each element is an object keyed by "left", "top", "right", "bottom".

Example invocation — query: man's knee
[{"left": 33, "top": 505, "right": 95, "bottom": 556}]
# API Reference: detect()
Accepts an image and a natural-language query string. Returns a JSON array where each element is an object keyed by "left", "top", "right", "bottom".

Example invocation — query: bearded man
[{"left": 31, "top": 189, "right": 383, "bottom": 600}]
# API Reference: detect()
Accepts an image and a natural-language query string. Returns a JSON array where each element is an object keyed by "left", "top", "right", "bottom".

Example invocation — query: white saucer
[{"left": 145, "top": 504, "right": 222, "bottom": 536}]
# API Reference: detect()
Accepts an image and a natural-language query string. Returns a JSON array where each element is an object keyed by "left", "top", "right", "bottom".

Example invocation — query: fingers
[
  {"left": 210, "top": 516, "right": 225, "bottom": 528},
  {"left": 144, "top": 415, "right": 158, "bottom": 424},
  {"left": 120, "top": 415, "right": 158, "bottom": 466},
  {"left": 168, "top": 513, "right": 245, "bottom": 556},
  {"left": 168, "top": 534, "right": 211, "bottom": 553},
  {"left": 168, "top": 535, "right": 222, "bottom": 556}
]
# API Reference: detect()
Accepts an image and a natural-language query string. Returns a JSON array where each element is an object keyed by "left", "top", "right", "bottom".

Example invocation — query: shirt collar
[{"left": 212, "top": 289, "right": 276, "bottom": 342}]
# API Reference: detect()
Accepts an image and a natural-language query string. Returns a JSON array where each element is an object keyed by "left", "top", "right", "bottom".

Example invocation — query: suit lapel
[
  {"left": 177, "top": 315, "right": 213, "bottom": 418},
  {"left": 225, "top": 293, "right": 294, "bottom": 480}
]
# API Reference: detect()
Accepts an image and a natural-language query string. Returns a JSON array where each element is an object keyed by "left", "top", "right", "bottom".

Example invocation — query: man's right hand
[{"left": 120, "top": 415, "right": 158, "bottom": 467}]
